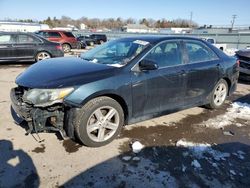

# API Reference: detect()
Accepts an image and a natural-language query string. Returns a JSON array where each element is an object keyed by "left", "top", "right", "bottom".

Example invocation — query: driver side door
[{"left": 131, "top": 40, "right": 186, "bottom": 118}]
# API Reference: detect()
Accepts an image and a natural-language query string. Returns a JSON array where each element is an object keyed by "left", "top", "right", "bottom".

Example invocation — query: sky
[{"left": 0, "top": 0, "right": 250, "bottom": 26}]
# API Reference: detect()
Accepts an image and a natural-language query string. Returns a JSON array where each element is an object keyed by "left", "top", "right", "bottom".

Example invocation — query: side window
[
  {"left": 185, "top": 42, "right": 218, "bottom": 63},
  {"left": 48, "top": 32, "right": 61, "bottom": 38},
  {"left": 17, "top": 35, "right": 40, "bottom": 43},
  {"left": 144, "top": 41, "right": 182, "bottom": 68},
  {"left": 0, "top": 34, "right": 15, "bottom": 44}
]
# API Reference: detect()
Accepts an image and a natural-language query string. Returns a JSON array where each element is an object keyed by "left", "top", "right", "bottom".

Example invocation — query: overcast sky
[{"left": 0, "top": 0, "right": 250, "bottom": 26}]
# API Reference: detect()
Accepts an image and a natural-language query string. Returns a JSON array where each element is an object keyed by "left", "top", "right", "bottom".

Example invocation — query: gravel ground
[{"left": 0, "top": 62, "right": 249, "bottom": 188}]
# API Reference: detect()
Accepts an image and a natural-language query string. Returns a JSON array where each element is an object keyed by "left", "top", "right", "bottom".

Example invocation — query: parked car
[
  {"left": 36, "top": 30, "right": 79, "bottom": 52},
  {"left": 90, "top": 34, "right": 107, "bottom": 44},
  {"left": 0, "top": 32, "right": 64, "bottom": 62},
  {"left": 77, "top": 35, "right": 95, "bottom": 49},
  {"left": 235, "top": 49, "right": 250, "bottom": 81},
  {"left": 202, "top": 37, "right": 227, "bottom": 51},
  {"left": 10, "top": 36, "right": 239, "bottom": 147}
]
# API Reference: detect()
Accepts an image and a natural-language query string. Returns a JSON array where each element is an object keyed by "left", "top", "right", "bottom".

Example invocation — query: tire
[
  {"left": 35, "top": 51, "right": 51, "bottom": 61},
  {"left": 62, "top": 43, "right": 71, "bottom": 53},
  {"left": 206, "top": 79, "right": 228, "bottom": 109},
  {"left": 74, "top": 96, "right": 124, "bottom": 147},
  {"left": 99, "top": 40, "right": 104, "bottom": 44}
]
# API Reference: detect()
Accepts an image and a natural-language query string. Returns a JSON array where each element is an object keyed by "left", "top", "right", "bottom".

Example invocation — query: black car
[
  {"left": 90, "top": 34, "right": 107, "bottom": 44},
  {"left": 10, "top": 36, "right": 239, "bottom": 147},
  {"left": 0, "top": 32, "right": 64, "bottom": 62},
  {"left": 77, "top": 35, "right": 95, "bottom": 49},
  {"left": 235, "top": 49, "right": 250, "bottom": 81}
]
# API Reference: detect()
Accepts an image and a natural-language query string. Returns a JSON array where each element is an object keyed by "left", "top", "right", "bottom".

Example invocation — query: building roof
[{"left": 0, "top": 21, "right": 43, "bottom": 26}]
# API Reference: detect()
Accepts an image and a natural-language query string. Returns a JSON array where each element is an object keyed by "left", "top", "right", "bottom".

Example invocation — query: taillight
[
  {"left": 56, "top": 45, "right": 63, "bottom": 50},
  {"left": 236, "top": 60, "right": 240, "bottom": 67}
]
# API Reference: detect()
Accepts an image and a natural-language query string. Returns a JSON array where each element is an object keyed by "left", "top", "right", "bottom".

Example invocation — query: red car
[{"left": 36, "top": 30, "right": 79, "bottom": 52}]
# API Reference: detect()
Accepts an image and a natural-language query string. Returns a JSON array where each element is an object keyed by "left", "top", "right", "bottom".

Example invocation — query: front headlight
[{"left": 23, "top": 88, "right": 74, "bottom": 107}]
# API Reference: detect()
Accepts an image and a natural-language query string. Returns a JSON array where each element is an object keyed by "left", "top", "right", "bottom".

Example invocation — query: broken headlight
[{"left": 23, "top": 88, "right": 74, "bottom": 107}]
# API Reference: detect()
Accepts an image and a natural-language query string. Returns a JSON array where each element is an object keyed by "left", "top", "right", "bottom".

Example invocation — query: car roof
[
  {"left": 39, "top": 30, "right": 71, "bottom": 32},
  {"left": 120, "top": 35, "right": 203, "bottom": 44}
]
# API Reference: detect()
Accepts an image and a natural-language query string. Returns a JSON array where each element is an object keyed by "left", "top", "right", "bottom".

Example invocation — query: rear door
[
  {"left": 0, "top": 33, "right": 16, "bottom": 60},
  {"left": 13, "top": 34, "right": 41, "bottom": 59},
  {"left": 131, "top": 40, "right": 186, "bottom": 117},
  {"left": 47, "top": 31, "right": 62, "bottom": 42},
  {"left": 182, "top": 40, "right": 221, "bottom": 105}
]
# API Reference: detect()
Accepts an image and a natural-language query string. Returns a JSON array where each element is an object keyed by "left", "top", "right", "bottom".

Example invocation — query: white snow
[
  {"left": 176, "top": 139, "right": 231, "bottom": 161},
  {"left": 122, "top": 156, "right": 132, "bottom": 161},
  {"left": 230, "top": 170, "right": 236, "bottom": 175},
  {"left": 201, "top": 102, "right": 250, "bottom": 129},
  {"left": 132, "top": 141, "right": 144, "bottom": 153},
  {"left": 191, "top": 160, "right": 201, "bottom": 169}
]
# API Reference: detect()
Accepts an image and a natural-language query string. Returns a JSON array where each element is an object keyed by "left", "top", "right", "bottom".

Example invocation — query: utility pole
[
  {"left": 190, "top": 11, "right": 193, "bottom": 28},
  {"left": 231, "top": 14, "right": 237, "bottom": 30}
]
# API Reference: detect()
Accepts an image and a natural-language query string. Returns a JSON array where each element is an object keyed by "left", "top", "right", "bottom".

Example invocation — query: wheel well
[
  {"left": 101, "top": 94, "right": 129, "bottom": 124},
  {"left": 222, "top": 77, "right": 231, "bottom": 95}
]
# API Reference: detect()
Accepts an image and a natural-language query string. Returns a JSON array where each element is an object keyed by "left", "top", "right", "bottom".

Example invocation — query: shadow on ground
[
  {"left": 62, "top": 142, "right": 250, "bottom": 188},
  {"left": 0, "top": 140, "right": 40, "bottom": 188}
]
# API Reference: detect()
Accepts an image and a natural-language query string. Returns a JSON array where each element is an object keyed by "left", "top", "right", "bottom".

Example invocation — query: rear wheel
[
  {"left": 206, "top": 79, "right": 228, "bottom": 109},
  {"left": 36, "top": 51, "right": 51, "bottom": 61},
  {"left": 74, "top": 97, "right": 124, "bottom": 147},
  {"left": 62, "top": 43, "right": 71, "bottom": 53}
]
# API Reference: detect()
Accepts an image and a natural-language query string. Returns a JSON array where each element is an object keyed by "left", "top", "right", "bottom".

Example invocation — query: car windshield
[{"left": 80, "top": 38, "right": 150, "bottom": 67}]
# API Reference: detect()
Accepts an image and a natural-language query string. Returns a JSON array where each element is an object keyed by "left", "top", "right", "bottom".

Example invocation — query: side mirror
[{"left": 139, "top": 59, "right": 158, "bottom": 71}]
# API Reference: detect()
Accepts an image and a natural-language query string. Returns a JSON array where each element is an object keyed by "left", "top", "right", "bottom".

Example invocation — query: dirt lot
[{"left": 0, "top": 63, "right": 250, "bottom": 188}]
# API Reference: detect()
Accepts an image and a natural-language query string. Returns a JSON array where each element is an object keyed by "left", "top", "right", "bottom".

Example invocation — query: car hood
[{"left": 16, "top": 57, "right": 117, "bottom": 88}]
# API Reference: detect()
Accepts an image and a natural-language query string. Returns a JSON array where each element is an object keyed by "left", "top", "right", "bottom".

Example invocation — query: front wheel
[
  {"left": 74, "top": 97, "right": 124, "bottom": 147},
  {"left": 206, "top": 79, "right": 228, "bottom": 109}
]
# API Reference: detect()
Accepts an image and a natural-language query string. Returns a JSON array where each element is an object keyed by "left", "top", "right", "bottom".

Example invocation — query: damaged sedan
[{"left": 10, "top": 36, "right": 239, "bottom": 147}]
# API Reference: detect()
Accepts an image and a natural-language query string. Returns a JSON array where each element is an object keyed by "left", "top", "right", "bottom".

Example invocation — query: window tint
[
  {"left": 0, "top": 34, "right": 14, "bottom": 44},
  {"left": 185, "top": 42, "right": 218, "bottom": 63},
  {"left": 144, "top": 41, "right": 182, "bottom": 68},
  {"left": 17, "top": 34, "right": 40, "bottom": 43},
  {"left": 63, "top": 32, "right": 75, "bottom": 38},
  {"left": 48, "top": 32, "right": 61, "bottom": 38}
]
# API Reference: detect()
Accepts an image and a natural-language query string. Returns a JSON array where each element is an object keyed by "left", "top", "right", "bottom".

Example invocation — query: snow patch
[
  {"left": 191, "top": 160, "right": 201, "bottom": 169},
  {"left": 201, "top": 102, "right": 250, "bottom": 129},
  {"left": 176, "top": 139, "right": 231, "bottom": 161},
  {"left": 132, "top": 141, "right": 144, "bottom": 153}
]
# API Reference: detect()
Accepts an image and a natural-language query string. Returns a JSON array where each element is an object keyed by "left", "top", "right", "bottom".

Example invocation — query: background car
[
  {"left": 36, "top": 30, "right": 79, "bottom": 52},
  {"left": 77, "top": 35, "right": 95, "bottom": 49},
  {"left": 0, "top": 32, "right": 64, "bottom": 62},
  {"left": 235, "top": 49, "right": 250, "bottom": 81},
  {"left": 90, "top": 34, "right": 107, "bottom": 44}
]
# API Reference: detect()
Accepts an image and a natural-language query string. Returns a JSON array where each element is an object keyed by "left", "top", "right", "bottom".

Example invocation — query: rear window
[
  {"left": 63, "top": 32, "right": 75, "bottom": 38},
  {"left": 185, "top": 42, "right": 219, "bottom": 63}
]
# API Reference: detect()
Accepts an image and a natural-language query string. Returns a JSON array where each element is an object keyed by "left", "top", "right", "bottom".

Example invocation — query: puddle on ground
[
  {"left": 62, "top": 139, "right": 82, "bottom": 153},
  {"left": 32, "top": 144, "right": 46, "bottom": 153}
]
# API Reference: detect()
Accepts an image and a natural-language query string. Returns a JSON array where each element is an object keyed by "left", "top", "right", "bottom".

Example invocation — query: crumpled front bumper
[{"left": 10, "top": 87, "right": 66, "bottom": 136}]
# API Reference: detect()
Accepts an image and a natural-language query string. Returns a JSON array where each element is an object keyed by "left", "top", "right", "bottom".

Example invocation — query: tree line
[{"left": 5, "top": 16, "right": 198, "bottom": 29}]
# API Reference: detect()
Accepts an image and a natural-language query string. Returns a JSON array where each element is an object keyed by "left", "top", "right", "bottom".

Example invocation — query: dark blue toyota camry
[{"left": 10, "top": 36, "right": 239, "bottom": 147}]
